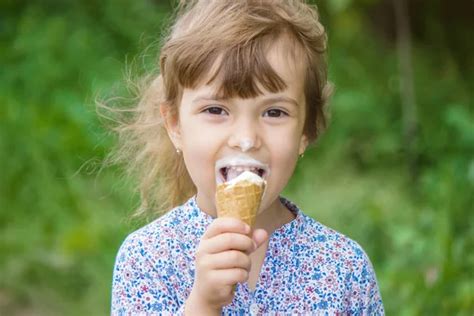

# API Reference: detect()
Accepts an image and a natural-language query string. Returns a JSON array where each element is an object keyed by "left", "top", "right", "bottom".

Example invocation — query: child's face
[{"left": 165, "top": 42, "right": 308, "bottom": 215}]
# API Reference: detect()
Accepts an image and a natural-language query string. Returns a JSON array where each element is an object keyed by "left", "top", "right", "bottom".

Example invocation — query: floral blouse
[{"left": 111, "top": 196, "right": 384, "bottom": 315}]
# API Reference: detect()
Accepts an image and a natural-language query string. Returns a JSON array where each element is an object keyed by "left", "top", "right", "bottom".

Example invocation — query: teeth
[
  {"left": 229, "top": 166, "right": 257, "bottom": 172},
  {"left": 223, "top": 166, "right": 264, "bottom": 182}
]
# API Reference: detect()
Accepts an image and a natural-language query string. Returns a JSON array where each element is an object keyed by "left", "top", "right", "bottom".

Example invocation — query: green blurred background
[{"left": 1, "top": 0, "right": 472, "bottom": 315}]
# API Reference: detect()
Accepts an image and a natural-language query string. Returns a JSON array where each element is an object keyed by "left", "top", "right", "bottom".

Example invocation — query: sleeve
[
  {"left": 346, "top": 245, "right": 385, "bottom": 315},
  {"left": 110, "top": 233, "right": 187, "bottom": 315}
]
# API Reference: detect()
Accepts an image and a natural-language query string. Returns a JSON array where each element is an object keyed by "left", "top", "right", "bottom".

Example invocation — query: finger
[
  {"left": 252, "top": 228, "right": 269, "bottom": 250},
  {"left": 209, "top": 268, "right": 249, "bottom": 286},
  {"left": 201, "top": 232, "right": 255, "bottom": 254},
  {"left": 202, "top": 218, "right": 250, "bottom": 240},
  {"left": 201, "top": 250, "right": 252, "bottom": 271}
]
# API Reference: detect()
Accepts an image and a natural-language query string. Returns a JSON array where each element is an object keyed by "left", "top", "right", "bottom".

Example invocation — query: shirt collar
[{"left": 184, "top": 195, "right": 305, "bottom": 236}]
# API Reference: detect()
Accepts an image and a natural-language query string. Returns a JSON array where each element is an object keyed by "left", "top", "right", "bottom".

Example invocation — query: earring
[
  {"left": 176, "top": 148, "right": 181, "bottom": 155},
  {"left": 299, "top": 152, "right": 304, "bottom": 159}
]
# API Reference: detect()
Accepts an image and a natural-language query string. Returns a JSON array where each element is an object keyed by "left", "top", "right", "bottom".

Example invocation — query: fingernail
[{"left": 244, "top": 225, "right": 251, "bottom": 233}]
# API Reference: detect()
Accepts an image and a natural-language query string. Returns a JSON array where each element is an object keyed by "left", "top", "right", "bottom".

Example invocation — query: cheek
[
  {"left": 180, "top": 124, "right": 220, "bottom": 190},
  {"left": 267, "top": 130, "right": 300, "bottom": 182},
  {"left": 180, "top": 115, "right": 218, "bottom": 152},
  {"left": 273, "top": 148, "right": 298, "bottom": 182},
  {"left": 267, "top": 126, "right": 301, "bottom": 159}
]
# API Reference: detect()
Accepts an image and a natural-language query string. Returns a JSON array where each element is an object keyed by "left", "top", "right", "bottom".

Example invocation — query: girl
[{"left": 111, "top": 1, "right": 384, "bottom": 315}]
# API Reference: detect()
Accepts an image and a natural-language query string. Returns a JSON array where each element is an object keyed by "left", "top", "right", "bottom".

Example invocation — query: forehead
[
  {"left": 180, "top": 34, "right": 308, "bottom": 100},
  {"left": 193, "top": 44, "right": 306, "bottom": 103}
]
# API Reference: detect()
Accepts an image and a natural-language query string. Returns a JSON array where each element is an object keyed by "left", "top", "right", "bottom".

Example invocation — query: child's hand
[{"left": 185, "top": 218, "right": 268, "bottom": 315}]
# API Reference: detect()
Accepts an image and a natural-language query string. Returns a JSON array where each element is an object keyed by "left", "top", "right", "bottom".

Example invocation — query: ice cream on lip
[{"left": 215, "top": 154, "right": 270, "bottom": 185}]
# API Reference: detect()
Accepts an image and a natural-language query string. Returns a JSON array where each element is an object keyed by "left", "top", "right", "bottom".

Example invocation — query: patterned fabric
[{"left": 111, "top": 196, "right": 384, "bottom": 315}]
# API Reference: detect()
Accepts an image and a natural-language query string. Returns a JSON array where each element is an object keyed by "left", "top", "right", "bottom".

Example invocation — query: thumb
[{"left": 252, "top": 228, "right": 269, "bottom": 249}]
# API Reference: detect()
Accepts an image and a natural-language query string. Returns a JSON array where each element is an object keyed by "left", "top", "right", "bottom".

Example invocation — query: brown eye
[
  {"left": 265, "top": 109, "right": 287, "bottom": 118},
  {"left": 204, "top": 107, "right": 226, "bottom": 115}
]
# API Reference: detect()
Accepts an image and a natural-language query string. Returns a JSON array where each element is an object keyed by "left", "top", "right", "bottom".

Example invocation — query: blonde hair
[{"left": 105, "top": 0, "right": 331, "bottom": 218}]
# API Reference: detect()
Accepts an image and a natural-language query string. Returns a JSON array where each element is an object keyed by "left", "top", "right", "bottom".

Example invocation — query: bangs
[{"left": 173, "top": 34, "right": 297, "bottom": 99}]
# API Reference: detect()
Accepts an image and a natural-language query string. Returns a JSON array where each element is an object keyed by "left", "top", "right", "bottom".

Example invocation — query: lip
[{"left": 215, "top": 155, "right": 270, "bottom": 184}]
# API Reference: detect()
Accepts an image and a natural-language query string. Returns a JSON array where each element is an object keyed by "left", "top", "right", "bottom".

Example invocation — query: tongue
[{"left": 226, "top": 168, "right": 244, "bottom": 182}]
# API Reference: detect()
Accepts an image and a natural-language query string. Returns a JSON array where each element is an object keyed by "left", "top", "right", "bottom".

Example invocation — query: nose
[
  {"left": 227, "top": 119, "right": 261, "bottom": 152},
  {"left": 239, "top": 139, "right": 254, "bottom": 152}
]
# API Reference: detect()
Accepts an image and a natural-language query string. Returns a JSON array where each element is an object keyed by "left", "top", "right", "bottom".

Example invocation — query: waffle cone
[{"left": 215, "top": 180, "right": 264, "bottom": 228}]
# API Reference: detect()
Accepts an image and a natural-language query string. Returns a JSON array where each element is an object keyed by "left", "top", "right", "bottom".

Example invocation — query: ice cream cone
[{"left": 216, "top": 179, "right": 264, "bottom": 228}]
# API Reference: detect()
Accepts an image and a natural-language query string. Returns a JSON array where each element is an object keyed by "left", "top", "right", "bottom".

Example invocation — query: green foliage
[
  {"left": 1, "top": 1, "right": 169, "bottom": 314},
  {"left": 1, "top": 0, "right": 472, "bottom": 315}
]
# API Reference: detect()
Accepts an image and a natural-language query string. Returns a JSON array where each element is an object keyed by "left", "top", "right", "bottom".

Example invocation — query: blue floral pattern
[{"left": 111, "top": 196, "right": 384, "bottom": 315}]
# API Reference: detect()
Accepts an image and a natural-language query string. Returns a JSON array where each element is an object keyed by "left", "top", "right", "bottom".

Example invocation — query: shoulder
[
  {"left": 301, "top": 213, "right": 384, "bottom": 313},
  {"left": 111, "top": 204, "right": 197, "bottom": 313},
  {"left": 300, "top": 212, "right": 374, "bottom": 270},
  {"left": 278, "top": 198, "right": 384, "bottom": 313},
  {"left": 116, "top": 200, "right": 201, "bottom": 264},
  {"left": 301, "top": 215, "right": 384, "bottom": 313},
  {"left": 120, "top": 206, "right": 180, "bottom": 246}
]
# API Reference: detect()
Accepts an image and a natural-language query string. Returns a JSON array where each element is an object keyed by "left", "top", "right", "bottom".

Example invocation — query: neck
[{"left": 254, "top": 197, "right": 295, "bottom": 235}]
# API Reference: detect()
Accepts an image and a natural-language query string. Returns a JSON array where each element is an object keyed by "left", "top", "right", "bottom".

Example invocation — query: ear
[
  {"left": 160, "top": 103, "right": 182, "bottom": 150},
  {"left": 298, "top": 134, "right": 308, "bottom": 156}
]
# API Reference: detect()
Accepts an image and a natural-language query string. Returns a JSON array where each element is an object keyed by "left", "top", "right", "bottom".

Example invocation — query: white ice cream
[{"left": 225, "top": 170, "right": 266, "bottom": 189}]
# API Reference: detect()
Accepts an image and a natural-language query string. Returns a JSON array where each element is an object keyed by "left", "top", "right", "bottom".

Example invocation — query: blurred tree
[{"left": 393, "top": 0, "right": 419, "bottom": 178}]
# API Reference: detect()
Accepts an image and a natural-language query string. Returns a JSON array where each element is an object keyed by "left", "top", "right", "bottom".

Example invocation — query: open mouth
[
  {"left": 215, "top": 155, "right": 270, "bottom": 184},
  {"left": 219, "top": 166, "right": 267, "bottom": 183}
]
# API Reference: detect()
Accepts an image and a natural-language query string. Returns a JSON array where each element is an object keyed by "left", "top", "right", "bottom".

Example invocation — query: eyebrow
[
  {"left": 192, "top": 93, "right": 226, "bottom": 104},
  {"left": 192, "top": 94, "right": 299, "bottom": 107},
  {"left": 261, "top": 96, "right": 299, "bottom": 107}
]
